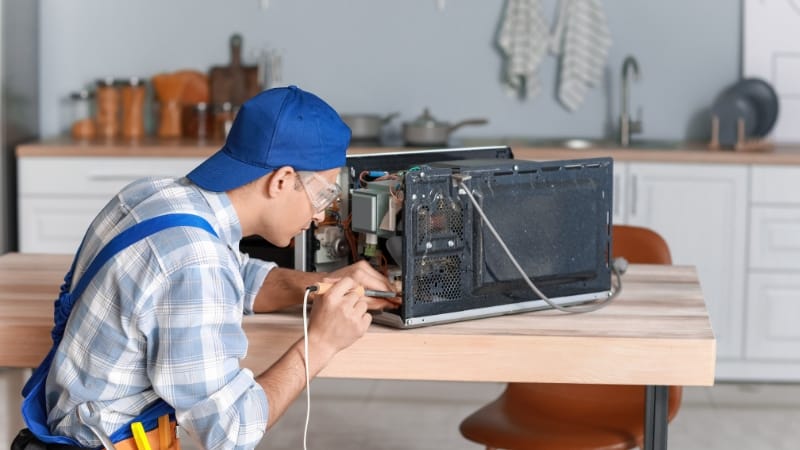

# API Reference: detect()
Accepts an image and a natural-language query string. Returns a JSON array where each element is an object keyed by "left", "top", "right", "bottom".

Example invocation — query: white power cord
[
  {"left": 302, "top": 287, "right": 313, "bottom": 450},
  {"left": 457, "top": 179, "right": 622, "bottom": 313}
]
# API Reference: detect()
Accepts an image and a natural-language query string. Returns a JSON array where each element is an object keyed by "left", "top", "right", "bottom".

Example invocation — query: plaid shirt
[{"left": 45, "top": 177, "right": 274, "bottom": 449}]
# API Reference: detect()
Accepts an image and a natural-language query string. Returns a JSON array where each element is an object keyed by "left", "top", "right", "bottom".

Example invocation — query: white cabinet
[
  {"left": 614, "top": 162, "right": 749, "bottom": 360},
  {"left": 743, "top": 166, "right": 800, "bottom": 366},
  {"left": 17, "top": 156, "right": 202, "bottom": 253}
]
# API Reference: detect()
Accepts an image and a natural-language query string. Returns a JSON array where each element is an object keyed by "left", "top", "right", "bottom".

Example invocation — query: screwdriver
[{"left": 311, "top": 281, "right": 397, "bottom": 298}]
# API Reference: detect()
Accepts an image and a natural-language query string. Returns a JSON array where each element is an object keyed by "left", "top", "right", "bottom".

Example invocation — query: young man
[{"left": 36, "top": 86, "right": 398, "bottom": 449}]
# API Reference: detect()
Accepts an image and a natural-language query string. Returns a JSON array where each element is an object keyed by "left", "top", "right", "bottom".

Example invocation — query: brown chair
[{"left": 459, "top": 225, "right": 682, "bottom": 450}]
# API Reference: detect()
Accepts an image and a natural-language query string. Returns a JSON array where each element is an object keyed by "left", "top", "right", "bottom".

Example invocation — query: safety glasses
[{"left": 296, "top": 171, "right": 342, "bottom": 213}]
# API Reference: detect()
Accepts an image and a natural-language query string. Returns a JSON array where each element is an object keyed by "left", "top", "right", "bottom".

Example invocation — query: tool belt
[{"left": 12, "top": 416, "right": 180, "bottom": 450}]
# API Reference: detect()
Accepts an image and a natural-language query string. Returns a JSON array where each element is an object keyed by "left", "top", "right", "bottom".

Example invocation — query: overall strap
[
  {"left": 22, "top": 213, "right": 218, "bottom": 446},
  {"left": 50, "top": 214, "right": 218, "bottom": 349},
  {"left": 70, "top": 214, "right": 218, "bottom": 302}
]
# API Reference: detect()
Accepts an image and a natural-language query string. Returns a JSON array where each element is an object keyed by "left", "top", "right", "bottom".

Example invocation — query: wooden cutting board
[{"left": 208, "top": 34, "right": 261, "bottom": 106}]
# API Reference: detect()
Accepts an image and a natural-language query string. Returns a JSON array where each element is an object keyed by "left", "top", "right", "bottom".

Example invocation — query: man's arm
[
  {"left": 252, "top": 261, "right": 400, "bottom": 312},
  {"left": 254, "top": 277, "right": 371, "bottom": 429}
]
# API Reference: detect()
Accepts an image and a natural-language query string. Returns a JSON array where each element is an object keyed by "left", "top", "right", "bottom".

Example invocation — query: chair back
[
  {"left": 460, "top": 225, "right": 683, "bottom": 450},
  {"left": 612, "top": 224, "right": 672, "bottom": 265}
]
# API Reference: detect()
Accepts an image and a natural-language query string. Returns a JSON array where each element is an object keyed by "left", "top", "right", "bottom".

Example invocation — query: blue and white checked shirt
[{"left": 45, "top": 177, "right": 275, "bottom": 449}]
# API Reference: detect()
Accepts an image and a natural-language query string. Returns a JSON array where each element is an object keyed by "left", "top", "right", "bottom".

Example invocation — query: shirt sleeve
[
  {"left": 237, "top": 250, "right": 275, "bottom": 316},
  {"left": 144, "top": 258, "right": 269, "bottom": 450}
]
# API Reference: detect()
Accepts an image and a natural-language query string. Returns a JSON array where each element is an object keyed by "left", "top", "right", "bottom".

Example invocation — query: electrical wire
[
  {"left": 302, "top": 287, "right": 313, "bottom": 450},
  {"left": 457, "top": 179, "right": 622, "bottom": 313}
]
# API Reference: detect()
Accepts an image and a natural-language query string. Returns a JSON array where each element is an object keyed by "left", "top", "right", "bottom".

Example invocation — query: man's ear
[{"left": 265, "top": 166, "right": 297, "bottom": 199}]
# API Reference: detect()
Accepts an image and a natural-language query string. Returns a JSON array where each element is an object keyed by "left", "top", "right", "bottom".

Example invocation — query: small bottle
[
  {"left": 69, "top": 89, "right": 96, "bottom": 140},
  {"left": 182, "top": 102, "right": 212, "bottom": 140},
  {"left": 120, "top": 77, "right": 146, "bottom": 139},
  {"left": 95, "top": 77, "right": 120, "bottom": 138}
]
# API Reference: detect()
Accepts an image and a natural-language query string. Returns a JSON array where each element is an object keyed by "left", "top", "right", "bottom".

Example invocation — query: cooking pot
[
  {"left": 402, "top": 108, "right": 488, "bottom": 147},
  {"left": 341, "top": 113, "right": 399, "bottom": 141}
]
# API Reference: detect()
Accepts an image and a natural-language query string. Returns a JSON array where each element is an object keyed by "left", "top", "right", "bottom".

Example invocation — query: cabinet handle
[{"left": 631, "top": 174, "right": 638, "bottom": 216}]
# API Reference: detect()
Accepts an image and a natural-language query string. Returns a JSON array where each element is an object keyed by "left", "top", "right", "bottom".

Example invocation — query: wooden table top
[{"left": 0, "top": 253, "right": 716, "bottom": 386}]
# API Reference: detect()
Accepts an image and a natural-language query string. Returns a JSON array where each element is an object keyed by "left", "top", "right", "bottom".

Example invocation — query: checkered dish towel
[
  {"left": 552, "top": 0, "right": 612, "bottom": 112},
  {"left": 497, "top": 0, "right": 550, "bottom": 98}
]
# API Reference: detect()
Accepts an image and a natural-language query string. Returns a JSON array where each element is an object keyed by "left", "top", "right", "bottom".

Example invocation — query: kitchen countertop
[{"left": 16, "top": 137, "right": 800, "bottom": 165}]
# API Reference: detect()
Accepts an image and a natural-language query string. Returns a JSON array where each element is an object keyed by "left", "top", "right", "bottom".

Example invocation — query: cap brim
[{"left": 186, "top": 145, "right": 274, "bottom": 192}]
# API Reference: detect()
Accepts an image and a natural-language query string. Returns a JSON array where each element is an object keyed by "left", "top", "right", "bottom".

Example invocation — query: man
[{"left": 35, "top": 86, "right": 398, "bottom": 449}]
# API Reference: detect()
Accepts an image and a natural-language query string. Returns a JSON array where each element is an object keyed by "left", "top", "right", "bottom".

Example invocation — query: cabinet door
[
  {"left": 626, "top": 162, "right": 748, "bottom": 359},
  {"left": 746, "top": 273, "right": 800, "bottom": 360}
]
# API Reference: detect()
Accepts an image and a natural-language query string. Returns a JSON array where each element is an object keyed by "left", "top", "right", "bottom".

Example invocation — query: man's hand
[
  {"left": 307, "top": 277, "right": 372, "bottom": 359},
  {"left": 328, "top": 261, "right": 402, "bottom": 310}
]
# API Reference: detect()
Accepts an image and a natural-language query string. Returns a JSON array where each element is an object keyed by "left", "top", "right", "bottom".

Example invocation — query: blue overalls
[{"left": 16, "top": 214, "right": 217, "bottom": 449}]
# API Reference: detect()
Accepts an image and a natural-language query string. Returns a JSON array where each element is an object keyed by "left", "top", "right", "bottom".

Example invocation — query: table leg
[{"left": 643, "top": 385, "right": 669, "bottom": 450}]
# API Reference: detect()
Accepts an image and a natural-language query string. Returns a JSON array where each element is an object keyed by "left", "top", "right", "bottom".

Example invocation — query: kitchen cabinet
[
  {"left": 614, "top": 162, "right": 749, "bottom": 361},
  {"left": 17, "top": 156, "right": 202, "bottom": 253},
  {"left": 743, "top": 166, "right": 800, "bottom": 366}
]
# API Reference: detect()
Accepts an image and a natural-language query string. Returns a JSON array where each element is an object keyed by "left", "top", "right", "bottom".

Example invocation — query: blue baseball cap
[{"left": 187, "top": 85, "right": 351, "bottom": 192}]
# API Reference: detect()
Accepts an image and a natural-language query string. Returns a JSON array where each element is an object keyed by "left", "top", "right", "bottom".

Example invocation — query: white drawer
[
  {"left": 749, "top": 206, "right": 800, "bottom": 270},
  {"left": 18, "top": 196, "right": 110, "bottom": 253},
  {"left": 18, "top": 157, "right": 202, "bottom": 195},
  {"left": 751, "top": 166, "right": 800, "bottom": 205}
]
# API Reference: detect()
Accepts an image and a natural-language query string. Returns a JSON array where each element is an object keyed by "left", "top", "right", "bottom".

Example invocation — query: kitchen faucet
[{"left": 619, "top": 55, "right": 642, "bottom": 147}]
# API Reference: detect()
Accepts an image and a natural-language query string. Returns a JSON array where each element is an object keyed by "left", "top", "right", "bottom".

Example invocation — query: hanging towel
[
  {"left": 553, "top": 0, "right": 612, "bottom": 112},
  {"left": 497, "top": 0, "right": 551, "bottom": 98}
]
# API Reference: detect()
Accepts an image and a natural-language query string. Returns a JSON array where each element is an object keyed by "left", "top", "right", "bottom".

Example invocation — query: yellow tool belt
[{"left": 111, "top": 416, "right": 180, "bottom": 450}]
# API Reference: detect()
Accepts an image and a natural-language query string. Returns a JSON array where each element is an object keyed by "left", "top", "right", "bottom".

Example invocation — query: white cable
[
  {"left": 457, "top": 180, "right": 621, "bottom": 313},
  {"left": 302, "top": 288, "right": 312, "bottom": 450}
]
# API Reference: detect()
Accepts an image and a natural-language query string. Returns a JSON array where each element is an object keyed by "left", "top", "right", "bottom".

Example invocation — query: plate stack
[{"left": 710, "top": 78, "right": 779, "bottom": 150}]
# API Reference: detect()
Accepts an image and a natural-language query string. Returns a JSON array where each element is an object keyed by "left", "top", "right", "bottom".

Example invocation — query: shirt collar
[{"left": 183, "top": 178, "right": 244, "bottom": 244}]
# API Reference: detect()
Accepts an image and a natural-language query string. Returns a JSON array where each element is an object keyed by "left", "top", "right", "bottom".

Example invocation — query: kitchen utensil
[
  {"left": 734, "top": 78, "right": 779, "bottom": 137},
  {"left": 176, "top": 70, "right": 209, "bottom": 104},
  {"left": 209, "top": 34, "right": 261, "bottom": 106},
  {"left": 120, "top": 77, "right": 146, "bottom": 139},
  {"left": 69, "top": 89, "right": 95, "bottom": 139},
  {"left": 95, "top": 77, "right": 120, "bottom": 138},
  {"left": 402, "top": 108, "right": 488, "bottom": 147},
  {"left": 711, "top": 91, "right": 757, "bottom": 148},
  {"left": 341, "top": 113, "right": 399, "bottom": 141},
  {"left": 152, "top": 72, "right": 186, "bottom": 138},
  {"left": 711, "top": 77, "right": 778, "bottom": 148}
]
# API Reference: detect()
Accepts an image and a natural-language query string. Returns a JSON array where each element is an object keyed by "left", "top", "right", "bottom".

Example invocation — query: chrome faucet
[{"left": 619, "top": 55, "right": 642, "bottom": 147}]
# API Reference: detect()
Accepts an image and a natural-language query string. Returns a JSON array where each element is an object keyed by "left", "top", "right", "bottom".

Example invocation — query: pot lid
[{"left": 408, "top": 108, "right": 447, "bottom": 127}]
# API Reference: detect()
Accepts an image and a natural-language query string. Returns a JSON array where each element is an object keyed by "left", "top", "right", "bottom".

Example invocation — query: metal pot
[
  {"left": 402, "top": 108, "right": 488, "bottom": 147},
  {"left": 341, "top": 112, "right": 399, "bottom": 141}
]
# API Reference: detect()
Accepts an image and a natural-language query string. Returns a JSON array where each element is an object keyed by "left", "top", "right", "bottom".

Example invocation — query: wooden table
[{"left": 0, "top": 253, "right": 716, "bottom": 449}]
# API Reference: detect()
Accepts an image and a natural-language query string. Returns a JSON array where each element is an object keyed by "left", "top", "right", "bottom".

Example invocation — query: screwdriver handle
[{"left": 314, "top": 282, "right": 365, "bottom": 297}]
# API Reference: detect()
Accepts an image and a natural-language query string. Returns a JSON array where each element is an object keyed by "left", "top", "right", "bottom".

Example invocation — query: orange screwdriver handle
[{"left": 314, "top": 282, "right": 365, "bottom": 297}]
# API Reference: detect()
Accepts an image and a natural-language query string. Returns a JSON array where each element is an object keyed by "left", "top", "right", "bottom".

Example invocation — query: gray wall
[{"left": 39, "top": 0, "right": 741, "bottom": 142}]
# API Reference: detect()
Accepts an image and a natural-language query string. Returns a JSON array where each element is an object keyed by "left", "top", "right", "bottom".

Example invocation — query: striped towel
[
  {"left": 497, "top": 0, "right": 550, "bottom": 98},
  {"left": 552, "top": 0, "right": 612, "bottom": 112}
]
